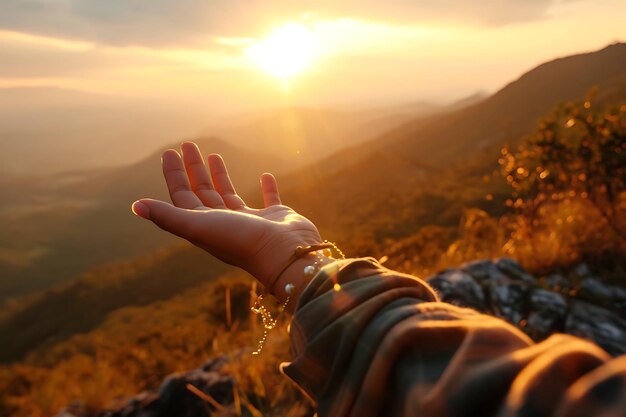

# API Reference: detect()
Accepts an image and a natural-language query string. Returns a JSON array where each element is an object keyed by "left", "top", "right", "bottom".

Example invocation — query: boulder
[
  {"left": 578, "top": 278, "right": 615, "bottom": 302},
  {"left": 565, "top": 301, "right": 626, "bottom": 356},
  {"left": 495, "top": 258, "right": 537, "bottom": 285},
  {"left": 427, "top": 270, "right": 489, "bottom": 313},
  {"left": 525, "top": 289, "right": 567, "bottom": 340},
  {"left": 158, "top": 368, "right": 235, "bottom": 417},
  {"left": 460, "top": 259, "right": 503, "bottom": 284},
  {"left": 489, "top": 275, "right": 530, "bottom": 325},
  {"left": 577, "top": 278, "right": 626, "bottom": 314}
]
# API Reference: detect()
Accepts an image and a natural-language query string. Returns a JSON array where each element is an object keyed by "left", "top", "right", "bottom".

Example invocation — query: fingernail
[{"left": 131, "top": 201, "right": 150, "bottom": 219}]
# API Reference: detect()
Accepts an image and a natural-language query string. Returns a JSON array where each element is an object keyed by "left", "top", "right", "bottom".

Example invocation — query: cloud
[
  {"left": 0, "top": 0, "right": 227, "bottom": 47},
  {"left": 0, "top": 0, "right": 565, "bottom": 47},
  {"left": 0, "top": 44, "right": 106, "bottom": 78}
]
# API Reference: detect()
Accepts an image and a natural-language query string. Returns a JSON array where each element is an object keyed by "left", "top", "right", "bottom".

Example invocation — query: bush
[{"left": 499, "top": 95, "right": 626, "bottom": 271}]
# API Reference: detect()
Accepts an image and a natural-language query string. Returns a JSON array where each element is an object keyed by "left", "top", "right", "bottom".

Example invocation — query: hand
[{"left": 131, "top": 142, "right": 323, "bottom": 293}]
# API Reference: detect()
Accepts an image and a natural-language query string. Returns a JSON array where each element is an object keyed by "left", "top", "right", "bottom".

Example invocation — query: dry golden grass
[{"left": 0, "top": 272, "right": 310, "bottom": 417}]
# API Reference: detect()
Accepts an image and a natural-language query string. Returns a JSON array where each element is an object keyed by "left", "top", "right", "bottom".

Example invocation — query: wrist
[
  {"left": 272, "top": 254, "right": 335, "bottom": 312},
  {"left": 249, "top": 231, "right": 323, "bottom": 287}
]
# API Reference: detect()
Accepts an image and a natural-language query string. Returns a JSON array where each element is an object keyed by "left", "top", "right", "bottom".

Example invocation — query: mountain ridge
[{"left": 276, "top": 42, "right": 626, "bottom": 243}]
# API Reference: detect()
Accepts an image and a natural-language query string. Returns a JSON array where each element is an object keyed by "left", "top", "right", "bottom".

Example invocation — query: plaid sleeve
[{"left": 280, "top": 258, "right": 626, "bottom": 417}]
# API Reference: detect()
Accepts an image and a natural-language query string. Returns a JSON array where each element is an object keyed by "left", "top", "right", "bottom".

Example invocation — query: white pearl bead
[
  {"left": 304, "top": 265, "right": 317, "bottom": 276},
  {"left": 285, "top": 283, "right": 295, "bottom": 294}
]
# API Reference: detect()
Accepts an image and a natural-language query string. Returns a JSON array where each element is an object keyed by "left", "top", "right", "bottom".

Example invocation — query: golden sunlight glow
[{"left": 246, "top": 23, "right": 317, "bottom": 79}]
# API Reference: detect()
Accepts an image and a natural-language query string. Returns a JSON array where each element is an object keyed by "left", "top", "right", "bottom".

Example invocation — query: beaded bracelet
[{"left": 250, "top": 240, "right": 345, "bottom": 355}]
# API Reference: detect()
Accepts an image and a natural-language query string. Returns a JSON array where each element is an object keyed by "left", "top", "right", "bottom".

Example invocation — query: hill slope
[
  {"left": 0, "top": 244, "right": 232, "bottom": 363},
  {"left": 280, "top": 43, "right": 626, "bottom": 240},
  {"left": 383, "top": 42, "right": 626, "bottom": 162}
]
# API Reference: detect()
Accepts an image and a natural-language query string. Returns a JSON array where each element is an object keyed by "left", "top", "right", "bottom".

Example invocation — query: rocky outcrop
[{"left": 427, "top": 258, "right": 626, "bottom": 356}]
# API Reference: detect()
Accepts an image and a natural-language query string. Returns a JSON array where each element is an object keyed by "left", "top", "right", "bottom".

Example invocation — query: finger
[
  {"left": 181, "top": 142, "right": 227, "bottom": 209},
  {"left": 162, "top": 149, "right": 203, "bottom": 209},
  {"left": 260, "top": 173, "right": 281, "bottom": 207},
  {"left": 132, "top": 199, "right": 204, "bottom": 241},
  {"left": 207, "top": 153, "right": 247, "bottom": 209}
]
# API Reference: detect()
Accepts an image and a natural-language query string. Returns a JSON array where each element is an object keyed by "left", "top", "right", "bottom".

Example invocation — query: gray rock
[
  {"left": 577, "top": 278, "right": 626, "bottom": 314},
  {"left": 490, "top": 275, "right": 530, "bottom": 325},
  {"left": 614, "top": 286, "right": 626, "bottom": 312},
  {"left": 158, "top": 369, "right": 235, "bottom": 417},
  {"left": 525, "top": 289, "right": 567, "bottom": 340},
  {"left": 54, "top": 402, "right": 84, "bottom": 417},
  {"left": 495, "top": 258, "right": 536, "bottom": 285},
  {"left": 565, "top": 301, "right": 626, "bottom": 356},
  {"left": 545, "top": 273, "right": 571, "bottom": 293},
  {"left": 102, "top": 391, "right": 160, "bottom": 417},
  {"left": 201, "top": 354, "right": 229, "bottom": 372},
  {"left": 427, "top": 270, "right": 489, "bottom": 312},
  {"left": 460, "top": 259, "right": 503, "bottom": 284},
  {"left": 573, "top": 263, "right": 593, "bottom": 279},
  {"left": 578, "top": 278, "right": 615, "bottom": 303}
]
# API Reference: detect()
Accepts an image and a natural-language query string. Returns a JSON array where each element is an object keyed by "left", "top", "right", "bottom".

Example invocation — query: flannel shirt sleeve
[{"left": 280, "top": 258, "right": 626, "bottom": 417}]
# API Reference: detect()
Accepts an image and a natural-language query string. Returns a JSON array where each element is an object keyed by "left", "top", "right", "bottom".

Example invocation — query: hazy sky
[{"left": 0, "top": 0, "right": 625, "bottom": 111}]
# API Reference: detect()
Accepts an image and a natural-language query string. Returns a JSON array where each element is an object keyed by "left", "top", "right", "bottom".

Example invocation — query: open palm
[{"left": 132, "top": 142, "right": 322, "bottom": 289}]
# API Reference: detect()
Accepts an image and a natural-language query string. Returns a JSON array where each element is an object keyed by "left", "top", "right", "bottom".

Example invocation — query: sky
[{"left": 0, "top": 0, "right": 625, "bottom": 112}]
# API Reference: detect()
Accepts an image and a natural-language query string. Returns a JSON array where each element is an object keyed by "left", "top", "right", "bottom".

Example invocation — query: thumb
[{"left": 132, "top": 199, "right": 201, "bottom": 241}]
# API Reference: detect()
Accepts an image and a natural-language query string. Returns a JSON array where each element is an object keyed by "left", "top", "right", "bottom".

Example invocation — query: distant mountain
[
  {"left": 0, "top": 138, "right": 287, "bottom": 302},
  {"left": 0, "top": 87, "right": 450, "bottom": 176},
  {"left": 209, "top": 95, "right": 485, "bottom": 168},
  {"left": 381, "top": 42, "right": 626, "bottom": 163},
  {"left": 198, "top": 101, "right": 446, "bottom": 168},
  {"left": 0, "top": 87, "right": 214, "bottom": 175},
  {"left": 445, "top": 91, "right": 488, "bottom": 112}
]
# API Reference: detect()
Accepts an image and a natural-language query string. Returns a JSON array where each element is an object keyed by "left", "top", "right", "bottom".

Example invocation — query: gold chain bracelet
[{"left": 250, "top": 240, "right": 345, "bottom": 355}]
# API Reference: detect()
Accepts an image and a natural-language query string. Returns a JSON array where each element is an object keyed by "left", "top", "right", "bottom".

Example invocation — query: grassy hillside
[
  {"left": 0, "top": 271, "right": 306, "bottom": 417},
  {"left": 0, "top": 244, "right": 233, "bottom": 363}
]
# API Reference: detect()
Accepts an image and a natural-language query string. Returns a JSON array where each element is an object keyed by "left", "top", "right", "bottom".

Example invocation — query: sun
[{"left": 246, "top": 22, "right": 317, "bottom": 80}]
